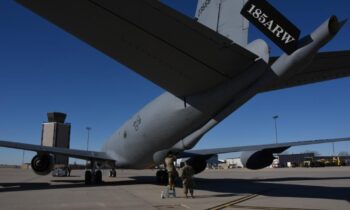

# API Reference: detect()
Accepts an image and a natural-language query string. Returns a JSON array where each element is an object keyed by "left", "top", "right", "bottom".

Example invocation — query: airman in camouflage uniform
[
  {"left": 164, "top": 152, "right": 177, "bottom": 190},
  {"left": 181, "top": 162, "right": 195, "bottom": 198}
]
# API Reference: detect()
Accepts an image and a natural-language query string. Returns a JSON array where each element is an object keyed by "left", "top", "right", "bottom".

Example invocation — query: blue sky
[{"left": 1, "top": 0, "right": 350, "bottom": 164}]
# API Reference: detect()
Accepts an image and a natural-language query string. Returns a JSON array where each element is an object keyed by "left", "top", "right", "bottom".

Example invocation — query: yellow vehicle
[
  {"left": 318, "top": 156, "right": 345, "bottom": 166},
  {"left": 325, "top": 157, "right": 345, "bottom": 167},
  {"left": 303, "top": 157, "right": 325, "bottom": 167}
]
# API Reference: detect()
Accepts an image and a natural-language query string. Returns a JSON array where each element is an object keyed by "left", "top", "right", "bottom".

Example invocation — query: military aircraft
[{"left": 1, "top": 0, "right": 350, "bottom": 184}]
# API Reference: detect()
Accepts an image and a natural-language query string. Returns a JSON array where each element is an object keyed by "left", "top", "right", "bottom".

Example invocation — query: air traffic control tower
[{"left": 41, "top": 112, "right": 71, "bottom": 166}]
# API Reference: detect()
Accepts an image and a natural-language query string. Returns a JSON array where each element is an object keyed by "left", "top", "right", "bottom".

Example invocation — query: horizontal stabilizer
[{"left": 16, "top": 0, "right": 257, "bottom": 97}]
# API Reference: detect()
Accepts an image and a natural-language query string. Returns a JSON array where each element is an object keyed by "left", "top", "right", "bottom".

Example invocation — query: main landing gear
[
  {"left": 84, "top": 160, "right": 102, "bottom": 185},
  {"left": 109, "top": 168, "right": 117, "bottom": 177},
  {"left": 85, "top": 170, "right": 102, "bottom": 184},
  {"left": 156, "top": 169, "right": 168, "bottom": 184}
]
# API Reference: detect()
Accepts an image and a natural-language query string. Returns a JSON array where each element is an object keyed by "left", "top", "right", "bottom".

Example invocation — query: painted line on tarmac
[
  {"left": 207, "top": 188, "right": 319, "bottom": 210},
  {"left": 232, "top": 205, "right": 319, "bottom": 210},
  {"left": 207, "top": 193, "right": 260, "bottom": 210}
]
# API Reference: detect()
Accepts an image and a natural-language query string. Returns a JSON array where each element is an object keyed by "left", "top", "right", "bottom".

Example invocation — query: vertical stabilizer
[{"left": 195, "top": 0, "right": 249, "bottom": 46}]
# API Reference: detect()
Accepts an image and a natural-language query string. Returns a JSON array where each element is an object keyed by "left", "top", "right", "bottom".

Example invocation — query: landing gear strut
[
  {"left": 84, "top": 160, "right": 103, "bottom": 184},
  {"left": 109, "top": 169, "right": 117, "bottom": 177}
]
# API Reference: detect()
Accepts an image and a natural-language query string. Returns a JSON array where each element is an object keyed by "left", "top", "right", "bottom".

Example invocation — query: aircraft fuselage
[{"left": 101, "top": 16, "right": 340, "bottom": 169}]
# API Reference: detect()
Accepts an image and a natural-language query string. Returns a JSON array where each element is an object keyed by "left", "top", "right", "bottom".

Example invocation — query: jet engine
[
  {"left": 31, "top": 154, "right": 54, "bottom": 175},
  {"left": 240, "top": 150, "right": 275, "bottom": 170},
  {"left": 186, "top": 156, "right": 208, "bottom": 174}
]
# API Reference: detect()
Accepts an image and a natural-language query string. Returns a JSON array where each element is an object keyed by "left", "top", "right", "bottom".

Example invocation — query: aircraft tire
[
  {"left": 95, "top": 170, "right": 102, "bottom": 184},
  {"left": 156, "top": 170, "right": 162, "bottom": 183},
  {"left": 85, "top": 170, "right": 92, "bottom": 185},
  {"left": 109, "top": 169, "right": 117, "bottom": 177},
  {"left": 156, "top": 170, "right": 168, "bottom": 185}
]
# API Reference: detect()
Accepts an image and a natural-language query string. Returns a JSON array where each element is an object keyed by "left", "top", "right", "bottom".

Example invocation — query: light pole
[
  {"left": 273, "top": 115, "right": 279, "bottom": 144},
  {"left": 86, "top": 126, "right": 91, "bottom": 151}
]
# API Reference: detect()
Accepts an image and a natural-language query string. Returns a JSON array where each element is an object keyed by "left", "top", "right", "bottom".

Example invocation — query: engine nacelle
[
  {"left": 31, "top": 154, "right": 54, "bottom": 175},
  {"left": 241, "top": 150, "right": 275, "bottom": 170},
  {"left": 185, "top": 156, "right": 207, "bottom": 174}
]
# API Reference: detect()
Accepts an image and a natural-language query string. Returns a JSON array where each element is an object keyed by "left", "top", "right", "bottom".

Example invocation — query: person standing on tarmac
[
  {"left": 164, "top": 152, "right": 177, "bottom": 190},
  {"left": 180, "top": 161, "right": 195, "bottom": 198}
]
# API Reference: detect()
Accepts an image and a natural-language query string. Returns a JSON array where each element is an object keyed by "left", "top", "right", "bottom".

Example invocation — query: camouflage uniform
[
  {"left": 164, "top": 154, "right": 177, "bottom": 190},
  {"left": 181, "top": 164, "right": 195, "bottom": 198}
]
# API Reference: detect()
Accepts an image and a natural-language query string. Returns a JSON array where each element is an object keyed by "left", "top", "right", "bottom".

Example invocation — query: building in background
[
  {"left": 224, "top": 157, "right": 243, "bottom": 168},
  {"left": 278, "top": 153, "right": 314, "bottom": 168}
]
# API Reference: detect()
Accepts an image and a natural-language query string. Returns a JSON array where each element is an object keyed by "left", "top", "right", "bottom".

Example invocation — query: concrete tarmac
[{"left": 0, "top": 167, "right": 349, "bottom": 210}]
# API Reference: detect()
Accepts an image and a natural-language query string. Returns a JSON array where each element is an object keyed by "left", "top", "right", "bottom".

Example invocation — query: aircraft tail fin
[{"left": 195, "top": 0, "right": 249, "bottom": 47}]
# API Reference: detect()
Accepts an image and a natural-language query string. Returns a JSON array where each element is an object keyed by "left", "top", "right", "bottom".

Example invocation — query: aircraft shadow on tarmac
[
  {"left": 1, "top": 176, "right": 349, "bottom": 201},
  {"left": 193, "top": 176, "right": 350, "bottom": 202}
]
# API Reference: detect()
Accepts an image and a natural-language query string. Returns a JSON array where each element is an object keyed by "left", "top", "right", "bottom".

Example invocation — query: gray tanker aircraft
[{"left": 1, "top": 0, "right": 350, "bottom": 184}]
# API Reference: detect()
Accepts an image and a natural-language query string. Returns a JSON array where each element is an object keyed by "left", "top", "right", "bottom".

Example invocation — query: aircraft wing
[
  {"left": 16, "top": 0, "right": 257, "bottom": 98},
  {"left": 0, "top": 140, "right": 114, "bottom": 162},
  {"left": 262, "top": 51, "right": 350, "bottom": 92},
  {"left": 180, "top": 137, "right": 350, "bottom": 157}
]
